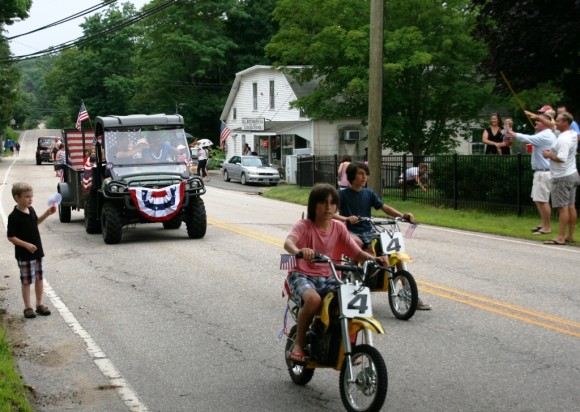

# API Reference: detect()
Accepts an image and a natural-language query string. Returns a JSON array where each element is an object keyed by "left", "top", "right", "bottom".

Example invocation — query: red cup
[{"left": 526, "top": 144, "right": 533, "bottom": 153}]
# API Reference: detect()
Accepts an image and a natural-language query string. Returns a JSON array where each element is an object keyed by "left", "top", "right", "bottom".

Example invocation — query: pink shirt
[{"left": 289, "top": 219, "right": 362, "bottom": 277}]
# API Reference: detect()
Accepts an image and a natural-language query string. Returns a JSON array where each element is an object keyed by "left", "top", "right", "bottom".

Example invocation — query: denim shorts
[
  {"left": 17, "top": 258, "right": 44, "bottom": 285},
  {"left": 287, "top": 271, "right": 340, "bottom": 305}
]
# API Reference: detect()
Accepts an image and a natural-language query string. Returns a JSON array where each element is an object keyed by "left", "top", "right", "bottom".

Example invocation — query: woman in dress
[{"left": 482, "top": 113, "right": 510, "bottom": 155}]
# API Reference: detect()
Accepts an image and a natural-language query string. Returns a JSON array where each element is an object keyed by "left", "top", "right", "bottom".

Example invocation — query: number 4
[
  {"left": 385, "top": 237, "right": 401, "bottom": 253},
  {"left": 348, "top": 294, "right": 369, "bottom": 314}
]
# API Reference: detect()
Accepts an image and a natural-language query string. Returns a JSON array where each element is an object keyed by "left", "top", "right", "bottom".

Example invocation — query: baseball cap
[{"left": 538, "top": 105, "right": 553, "bottom": 113}]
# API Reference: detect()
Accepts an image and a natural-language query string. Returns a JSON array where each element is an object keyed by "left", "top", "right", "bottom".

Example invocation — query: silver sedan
[{"left": 222, "top": 155, "right": 280, "bottom": 186}]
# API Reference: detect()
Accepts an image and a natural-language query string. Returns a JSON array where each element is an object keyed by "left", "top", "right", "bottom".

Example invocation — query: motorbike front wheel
[
  {"left": 388, "top": 269, "right": 418, "bottom": 320},
  {"left": 285, "top": 325, "right": 314, "bottom": 385},
  {"left": 340, "top": 344, "right": 388, "bottom": 412}
]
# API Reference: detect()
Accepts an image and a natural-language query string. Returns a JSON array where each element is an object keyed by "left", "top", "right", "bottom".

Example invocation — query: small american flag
[
  {"left": 405, "top": 223, "right": 417, "bottom": 239},
  {"left": 76, "top": 102, "right": 89, "bottom": 130},
  {"left": 220, "top": 121, "right": 231, "bottom": 150},
  {"left": 280, "top": 254, "right": 296, "bottom": 270}
]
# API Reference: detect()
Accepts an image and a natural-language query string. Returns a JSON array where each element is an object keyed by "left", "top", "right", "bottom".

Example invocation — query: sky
[{"left": 5, "top": 0, "right": 150, "bottom": 57}]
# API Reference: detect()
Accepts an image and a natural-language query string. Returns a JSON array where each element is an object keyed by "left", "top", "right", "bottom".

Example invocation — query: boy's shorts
[
  {"left": 17, "top": 258, "right": 44, "bottom": 285},
  {"left": 287, "top": 271, "right": 340, "bottom": 305}
]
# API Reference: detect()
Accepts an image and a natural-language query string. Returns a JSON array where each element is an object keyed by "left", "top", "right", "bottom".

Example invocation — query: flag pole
[
  {"left": 500, "top": 71, "right": 535, "bottom": 129},
  {"left": 82, "top": 100, "right": 94, "bottom": 131}
]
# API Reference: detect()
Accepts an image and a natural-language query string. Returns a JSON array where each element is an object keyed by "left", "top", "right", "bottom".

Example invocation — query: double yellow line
[
  {"left": 208, "top": 217, "right": 580, "bottom": 338},
  {"left": 419, "top": 280, "right": 580, "bottom": 338}
]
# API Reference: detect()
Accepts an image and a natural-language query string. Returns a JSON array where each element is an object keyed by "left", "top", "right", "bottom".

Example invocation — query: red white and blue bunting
[{"left": 129, "top": 181, "right": 185, "bottom": 222}]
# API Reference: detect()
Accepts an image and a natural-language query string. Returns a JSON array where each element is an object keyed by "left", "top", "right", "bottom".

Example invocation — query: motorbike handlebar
[{"left": 294, "top": 251, "right": 387, "bottom": 285}]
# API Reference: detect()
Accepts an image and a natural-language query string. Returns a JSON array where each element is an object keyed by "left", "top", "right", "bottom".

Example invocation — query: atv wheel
[
  {"left": 185, "top": 197, "right": 207, "bottom": 239},
  {"left": 84, "top": 193, "right": 101, "bottom": 234},
  {"left": 101, "top": 203, "right": 123, "bottom": 244}
]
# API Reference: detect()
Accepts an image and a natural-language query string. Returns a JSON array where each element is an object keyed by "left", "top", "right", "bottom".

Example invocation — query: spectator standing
[
  {"left": 542, "top": 112, "right": 579, "bottom": 245},
  {"left": 506, "top": 114, "right": 556, "bottom": 234},
  {"left": 7, "top": 182, "right": 56, "bottom": 318},
  {"left": 9, "top": 143, "right": 14, "bottom": 156},
  {"left": 197, "top": 143, "right": 210, "bottom": 181},
  {"left": 242, "top": 143, "right": 252, "bottom": 156},
  {"left": 15, "top": 142, "right": 20, "bottom": 156},
  {"left": 55, "top": 143, "right": 66, "bottom": 181},
  {"left": 337, "top": 155, "right": 352, "bottom": 189},
  {"left": 482, "top": 113, "right": 510, "bottom": 155}
]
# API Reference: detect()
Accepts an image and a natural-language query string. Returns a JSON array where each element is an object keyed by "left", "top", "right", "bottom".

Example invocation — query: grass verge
[
  {"left": 0, "top": 314, "right": 33, "bottom": 412},
  {"left": 263, "top": 184, "right": 577, "bottom": 244}
]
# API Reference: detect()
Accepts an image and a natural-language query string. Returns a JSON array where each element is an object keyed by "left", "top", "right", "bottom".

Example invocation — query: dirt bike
[
  {"left": 283, "top": 253, "right": 388, "bottom": 412},
  {"left": 349, "top": 217, "right": 419, "bottom": 321}
]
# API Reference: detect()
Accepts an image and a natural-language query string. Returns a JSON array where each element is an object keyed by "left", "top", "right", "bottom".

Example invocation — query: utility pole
[{"left": 367, "top": 0, "right": 384, "bottom": 194}]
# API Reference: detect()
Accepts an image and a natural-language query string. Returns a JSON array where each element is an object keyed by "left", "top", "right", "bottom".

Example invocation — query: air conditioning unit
[{"left": 344, "top": 130, "right": 360, "bottom": 141}]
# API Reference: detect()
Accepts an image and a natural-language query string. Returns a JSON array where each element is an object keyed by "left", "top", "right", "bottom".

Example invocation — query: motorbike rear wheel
[
  {"left": 285, "top": 325, "right": 314, "bottom": 385},
  {"left": 340, "top": 344, "right": 388, "bottom": 412},
  {"left": 388, "top": 269, "right": 418, "bottom": 320}
]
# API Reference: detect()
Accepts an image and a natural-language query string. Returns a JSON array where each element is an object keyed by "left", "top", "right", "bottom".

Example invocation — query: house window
[
  {"left": 252, "top": 82, "right": 258, "bottom": 111},
  {"left": 471, "top": 143, "right": 485, "bottom": 154},
  {"left": 233, "top": 108, "right": 237, "bottom": 120},
  {"left": 269, "top": 80, "right": 275, "bottom": 110}
]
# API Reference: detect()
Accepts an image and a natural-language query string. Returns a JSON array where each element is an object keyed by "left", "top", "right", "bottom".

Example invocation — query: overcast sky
[{"left": 5, "top": 0, "right": 150, "bottom": 57}]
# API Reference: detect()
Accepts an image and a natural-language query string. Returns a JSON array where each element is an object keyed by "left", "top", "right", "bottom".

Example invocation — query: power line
[
  {"left": 6, "top": 1, "right": 116, "bottom": 41},
  {"left": 3, "top": 0, "right": 177, "bottom": 63}
]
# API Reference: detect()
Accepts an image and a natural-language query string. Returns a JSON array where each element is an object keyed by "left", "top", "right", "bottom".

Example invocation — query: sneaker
[
  {"left": 417, "top": 298, "right": 432, "bottom": 311},
  {"left": 35, "top": 305, "right": 51, "bottom": 316},
  {"left": 24, "top": 308, "right": 36, "bottom": 319}
]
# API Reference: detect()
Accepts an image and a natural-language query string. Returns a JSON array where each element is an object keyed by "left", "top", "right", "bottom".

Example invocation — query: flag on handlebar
[
  {"left": 280, "top": 254, "right": 296, "bottom": 270},
  {"left": 405, "top": 223, "right": 417, "bottom": 239}
]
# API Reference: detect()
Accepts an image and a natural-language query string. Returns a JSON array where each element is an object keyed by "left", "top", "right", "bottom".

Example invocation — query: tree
[
  {"left": 42, "top": 3, "right": 142, "bottom": 128},
  {"left": 266, "top": 0, "right": 492, "bottom": 155},
  {"left": 0, "top": 0, "right": 31, "bottom": 24},
  {"left": 472, "top": 0, "right": 580, "bottom": 111}
]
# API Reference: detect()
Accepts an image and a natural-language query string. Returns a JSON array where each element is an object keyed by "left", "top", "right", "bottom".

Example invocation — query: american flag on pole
[
  {"left": 280, "top": 254, "right": 296, "bottom": 270},
  {"left": 76, "top": 102, "right": 89, "bottom": 130},
  {"left": 220, "top": 120, "right": 231, "bottom": 150}
]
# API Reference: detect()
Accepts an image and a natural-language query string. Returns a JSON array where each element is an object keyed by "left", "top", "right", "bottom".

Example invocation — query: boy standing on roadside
[{"left": 7, "top": 182, "right": 56, "bottom": 319}]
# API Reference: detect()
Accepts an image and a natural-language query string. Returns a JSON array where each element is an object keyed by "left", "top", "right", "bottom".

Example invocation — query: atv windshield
[{"left": 104, "top": 127, "right": 191, "bottom": 167}]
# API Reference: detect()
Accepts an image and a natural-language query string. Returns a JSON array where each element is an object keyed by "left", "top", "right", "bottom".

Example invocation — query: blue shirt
[
  {"left": 338, "top": 187, "right": 384, "bottom": 236},
  {"left": 515, "top": 129, "right": 556, "bottom": 171}
]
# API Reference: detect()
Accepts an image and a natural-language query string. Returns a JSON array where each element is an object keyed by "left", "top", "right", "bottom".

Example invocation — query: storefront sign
[{"left": 242, "top": 117, "right": 265, "bottom": 131}]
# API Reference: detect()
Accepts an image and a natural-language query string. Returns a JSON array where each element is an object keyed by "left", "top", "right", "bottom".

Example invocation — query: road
[{"left": 1, "top": 129, "right": 579, "bottom": 411}]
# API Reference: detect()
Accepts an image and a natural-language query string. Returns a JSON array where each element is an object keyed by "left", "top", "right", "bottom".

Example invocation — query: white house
[{"left": 219, "top": 65, "right": 368, "bottom": 181}]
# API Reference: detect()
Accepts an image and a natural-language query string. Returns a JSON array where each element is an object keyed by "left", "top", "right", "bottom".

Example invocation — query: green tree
[
  {"left": 0, "top": 41, "right": 20, "bottom": 130},
  {"left": 472, "top": 0, "right": 580, "bottom": 112},
  {"left": 42, "top": 3, "right": 142, "bottom": 128},
  {"left": 133, "top": 0, "right": 237, "bottom": 138},
  {"left": 0, "top": 0, "right": 31, "bottom": 24},
  {"left": 224, "top": 0, "right": 278, "bottom": 73},
  {"left": 266, "top": 0, "right": 492, "bottom": 155}
]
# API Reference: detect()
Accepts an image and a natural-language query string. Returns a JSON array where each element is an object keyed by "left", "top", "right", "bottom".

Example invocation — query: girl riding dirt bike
[
  {"left": 281, "top": 183, "right": 389, "bottom": 411},
  {"left": 282, "top": 253, "right": 389, "bottom": 412}
]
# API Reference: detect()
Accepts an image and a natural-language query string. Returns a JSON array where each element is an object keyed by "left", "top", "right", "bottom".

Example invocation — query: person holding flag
[{"left": 76, "top": 102, "right": 90, "bottom": 130}]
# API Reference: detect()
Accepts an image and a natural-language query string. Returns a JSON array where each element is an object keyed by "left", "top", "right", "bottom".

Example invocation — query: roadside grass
[
  {"left": 263, "top": 184, "right": 575, "bottom": 243},
  {"left": 0, "top": 326, "right": 32, "bottom": 412}
]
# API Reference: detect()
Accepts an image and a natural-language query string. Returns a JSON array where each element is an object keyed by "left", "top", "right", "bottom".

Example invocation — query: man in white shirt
[
  {"left": 506, "top": 114, "right": 556, "bottom": 234},
  {"left": 542, "top": 112, "right": 580, "bottom": 245}
]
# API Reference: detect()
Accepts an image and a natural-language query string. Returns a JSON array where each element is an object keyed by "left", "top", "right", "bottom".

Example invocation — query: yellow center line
[
  {"left": 418, "top": 280, "right": 580, "bottom": 330},
  {"left": 208, "top": 216, "right": 579, "bottom": 338},
  {"left": 420, "top": 286, "right": 580, "bottom": 338}
]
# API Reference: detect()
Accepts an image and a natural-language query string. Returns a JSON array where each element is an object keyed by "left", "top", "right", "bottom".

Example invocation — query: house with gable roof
[{"left": 220, "top": 65, "right": 368, "bottom": 181}]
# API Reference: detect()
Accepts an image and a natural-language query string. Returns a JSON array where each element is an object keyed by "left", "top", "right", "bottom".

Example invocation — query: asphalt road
[{"left": 1, "top": 129, "right": 579, "bottom": 411}]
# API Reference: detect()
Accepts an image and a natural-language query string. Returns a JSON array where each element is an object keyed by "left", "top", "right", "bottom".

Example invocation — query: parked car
[{"left": 222, "top": 155, "right": 280, "bottom": 186}]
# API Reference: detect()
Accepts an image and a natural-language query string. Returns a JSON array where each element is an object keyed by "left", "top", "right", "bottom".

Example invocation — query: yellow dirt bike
[
  {"left": 349, "top": 217, "right": 419, "bottom": 320},
  {"left": 283, "top": 253, "right": 388, "bottom": 412}
]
